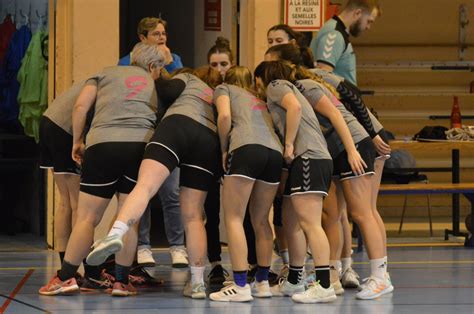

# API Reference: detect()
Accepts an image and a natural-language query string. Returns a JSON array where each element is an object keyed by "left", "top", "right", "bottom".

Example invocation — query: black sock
[
  {"left": 58, "top": 260, "right": 80, "bottom": 281},
  {"left": 83, "top": 259, "right": 102, "bottom": 280},
  {"left": 288, "top": 265, "right": 304, "bottom": 285},
  {"left": 115, "top": 264, "right": 130, "bottom": 284},
  {"left": 315, "top": 265, "right": 330, "bottom": 289},
  {"left": 103, "top": 254, "right": 116, "bottom": 276},
  {"left": 59, "top": 252, "right": 65, "bottom": 264}
]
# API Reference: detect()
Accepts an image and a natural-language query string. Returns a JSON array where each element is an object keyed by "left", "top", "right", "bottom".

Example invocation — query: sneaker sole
[
  {"left": 292, "top": 294, "right": 337, "bottom": 304},
  {"left": 137, "top": 262, "right": 156, "bottom": 268},
  {"left": 184, "top": 292, "right": 206, "bottom": 299},
  {"left": 356, "top": 286, "right": 394, "bottom": 300},
  {"left": 39, "top": 284, "right": 80, "bottom": 296},
  {"left": 252, "top": 292, "right": 272, "bottom": 298},
  {"left": 111, "top": 290, "right": 137, "bottom": 297},
  {"left": 86, "top": 241, "right": 123, "bottom": 266},
  {"left": 210, "top": 295, "right": 253, "bottom": 302},
  {"left": 172, "top": 263, "right": 189, "bottom": 268}
]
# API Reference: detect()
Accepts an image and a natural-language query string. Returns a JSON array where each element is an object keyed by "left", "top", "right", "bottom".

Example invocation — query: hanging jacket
[
  {"left": 17, "top": 30, "right": 48, "bottom": 142},
  {"left": 0, "top": 15, "right": 16, "bottom": 62},
  {"left": 0, "top": 25, "right": 32, "bottom": 128}
]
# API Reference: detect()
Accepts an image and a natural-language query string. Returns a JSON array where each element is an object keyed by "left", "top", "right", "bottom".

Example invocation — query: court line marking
[{"left": 0, "top": 269, "right": 49, "bottom": 313}]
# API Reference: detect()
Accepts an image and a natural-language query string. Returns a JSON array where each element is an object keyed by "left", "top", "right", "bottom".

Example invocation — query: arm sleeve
[
  {"left": 154, "top": 77, "right": 186, "bottom": 108},
  {"left": 213, "top": 84, "right": 230, "bottom": 103},
  {"left": 266, "top": 80, "right": 294, "bottom": 105},
  {"left": 312, "top": 31, "right": 345, "bottom": 68},
  {"left": 336, "top": 80, "right": 377, "bottom": 138}
]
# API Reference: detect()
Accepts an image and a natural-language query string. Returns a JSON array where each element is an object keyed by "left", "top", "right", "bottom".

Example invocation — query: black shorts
[
  {"left": 226, "top": 144, "right": 283, "bottom": 184},
  {"left": 39, "top": 116, "right": 80, "bottom": 175},
  {"left": 143, "top": 114, "right": 220, "bottom": 191},
  {"left": 80, "top": 142, "right": 146, "bottom": 198},
  {"left": 333, "top": 137, "right": 376, "bottom": 180},
  {"left": 375, "top": 129, "right": 391, "bottom": 160},
  {"left": 284, "top": 157, "right": 332, "bottom": 197}
]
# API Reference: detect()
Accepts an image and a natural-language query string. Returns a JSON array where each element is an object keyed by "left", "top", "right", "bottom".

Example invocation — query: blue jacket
[
  {"left": 118, "top": 52, "right": 183, "bottom": 73},
  {"left": 0, "top": 25, "right": 32, "bottom": 125}
]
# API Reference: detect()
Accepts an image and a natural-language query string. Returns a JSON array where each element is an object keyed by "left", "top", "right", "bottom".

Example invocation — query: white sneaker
[
  {"left": 292, "top": 281, "right": 337, "bottom": 304},
  {"left": 170, "top": 246, "right": 188, "bottom": 268},
  {"left": 137, "top": 247, "right": 156, "bottom": 267},
  {"left": 270, "top": 278, "right": 305, "bottom": 297},
  {"left": 358, "top": 272, "right": 394, "bottom": 292},
  {"left": 183, "top": 281, "right": 206, "bottom": 299},
  {"left": 332, "top": 280, "right": 344, "bottom": 295},
  {"left": 341, "top": 267, "right": 360, "bottom": 288},
  {"left": 356, "top": 276, "right": 394, "bottom": 300},
  {"left": 250, "top": 280, "right": 272, "bottom": 298},
  {"left": 86, "top": 235, "right": 123, "bottom": 266},
  {"left": 210, "top": 283, "right": 253, "bottom": 302}
]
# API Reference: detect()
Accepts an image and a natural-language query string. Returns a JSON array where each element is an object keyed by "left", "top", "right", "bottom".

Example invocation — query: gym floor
[{"left": 0, "top": 237, "right": 473, "bottom": 313}]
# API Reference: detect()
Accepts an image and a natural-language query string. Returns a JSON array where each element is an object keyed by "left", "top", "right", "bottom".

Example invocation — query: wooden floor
[{"left": 0, "top": 237, "right": 473, "bottom": 313}]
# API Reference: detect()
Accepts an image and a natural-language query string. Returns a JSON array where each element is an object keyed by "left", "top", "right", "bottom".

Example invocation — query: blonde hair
[
  {"left": 131, "top": 42, "right": 165, "bottom": 71},
  {"left": 224, "top": 66, "right": 256, "bottom": 95},
  {"left": 137, "top": 17, "right": 167, "bottom": 37},
  {"left": 344, "top": 0, "right": 381, "bottom": 16}
]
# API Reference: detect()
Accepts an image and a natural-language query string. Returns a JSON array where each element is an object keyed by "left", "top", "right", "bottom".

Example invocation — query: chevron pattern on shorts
[{"left": 302, "top": 158, "right": 311, "bottom": 191}]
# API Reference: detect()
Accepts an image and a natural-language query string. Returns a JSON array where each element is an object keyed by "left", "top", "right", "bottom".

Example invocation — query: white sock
[
  {"left": 370, "top": 258, "right": 386, "bottom": 281},
  {"left": 108, "top": 221, "right": 129, "bottom": 238},
  {"left": 280, "top": 249, "right": 289, "bottom": 265},
  {"left": 336, "top": 260, "right": 342, "bottom": 274},
  {"left": 329, "top": 260, "right": 339, "bottom": 282},
  {"left": 384, "top": 256, "right": 388, "bottom": 272},
  {"left": 190, "top": 266, "right": 205, "bottom": 285},
  {"left": 341, "top": 257, "right": 352, "bottom": 272}
]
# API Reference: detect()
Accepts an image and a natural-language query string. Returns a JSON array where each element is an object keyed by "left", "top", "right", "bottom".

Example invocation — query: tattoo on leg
[{"left": 126, "top": 219, "right": 136, "bottom": 227}]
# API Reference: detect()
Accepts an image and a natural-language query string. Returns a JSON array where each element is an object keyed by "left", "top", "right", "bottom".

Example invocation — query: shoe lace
[
  {"left": 129, "top": 274, "right": 146, "bottom": 285},
  {"left": 306, "top": 280, "right": 321, "bottom": 289},
  {"left": 101, "top": 270, "right": 116, "bottom": 283}
]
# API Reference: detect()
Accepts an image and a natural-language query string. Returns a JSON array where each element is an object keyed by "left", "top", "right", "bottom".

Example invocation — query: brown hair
[
  {"left": 224, "top": 66, "right": 256, "bottom": 95},
  {"left": 254, "top": 61, "right": 296, "bottom": 88},
  {"left": 267, "top": 24, "right": 305, "bottom": 46},
  {"left": 137, "top": 17, "right": 167, "bottom": 37},
  {"left": 344, "top": 0, "right": 381, "bottom": 16},
  {"left": 265, "top": 44, "right": 339, "bottom": 97},
  {"left": 193, "top": 66, "right": 223, "bottom": 89},
  {"left": 207, "top": 37, "right": 234, "bottom": 64}
]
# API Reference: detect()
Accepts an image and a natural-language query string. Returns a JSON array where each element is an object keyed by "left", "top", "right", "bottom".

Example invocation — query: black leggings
[{"left": 205, "top": 179, "right": 257, "bottom": 265}]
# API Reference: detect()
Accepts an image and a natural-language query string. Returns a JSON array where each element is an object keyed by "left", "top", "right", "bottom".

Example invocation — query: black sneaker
[
  {"left": 80, "top": 276, "right": 114, "bottom": 291},
  {"left": 268, "top": 270, "right": 279, "bottom": 285},
  {"left": 208, "top": 264, "right": 229, "bottom": 286},
  {"left": 247, "top": 266, "right": 257, "bottom": 283}
]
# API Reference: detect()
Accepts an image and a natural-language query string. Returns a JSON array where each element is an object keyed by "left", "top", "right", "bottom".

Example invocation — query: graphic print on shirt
[
  {"left": 125, "top": 76, "right": 148, "bottom": 100},
  {"left": 196, "top": 87, "right": 214, "bottom": 105},
  {"left": 250, "top": 96, "right": 267, "bottom": 111},
  {"left": 323, "top": 32, "right": 337, "bottom": 59}
]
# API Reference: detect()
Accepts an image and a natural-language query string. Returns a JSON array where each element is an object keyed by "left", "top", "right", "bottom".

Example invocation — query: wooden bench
[{"left": 379, "top": 183, "right": 474, "bottom": 247}]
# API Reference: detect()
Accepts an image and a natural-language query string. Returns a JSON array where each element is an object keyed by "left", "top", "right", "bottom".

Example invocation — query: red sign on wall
[{"left": 204, "top": 0, "right": 221, "bottom": 31}]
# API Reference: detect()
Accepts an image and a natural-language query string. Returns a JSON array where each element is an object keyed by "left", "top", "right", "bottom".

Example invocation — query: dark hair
[
  {"left": 207, "top": 37, "right": 234, "bottom": 64},
  {"left": 266, "top": 44, "right": 315, "bottom": 69},
  {"left": 193, "top": 65, "right": 223, "bottom": 89},
  {"left": 267, "top": 24, "right": 304, "bottom": 46},
  {"left": 344, "top": 0, "right": 381, "bottom": 16},
  {"left": 253, "top": 61, "right": 296, "bottom": 88}
]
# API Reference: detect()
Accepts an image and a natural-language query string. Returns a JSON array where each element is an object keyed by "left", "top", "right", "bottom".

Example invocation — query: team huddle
[{"left": 39, "top": 0, "right": 394, "bottom": 305}]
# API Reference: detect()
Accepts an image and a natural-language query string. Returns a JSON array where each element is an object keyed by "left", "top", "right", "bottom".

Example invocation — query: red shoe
[
  {"left": 39, "top": 276, "right": 80, "bottom": 295},
  {"left": 129, "top": 274, "right": 146, "bottom": 286},
  {"left": 111, "top": 282, "right": 137, "bottom": 297}
]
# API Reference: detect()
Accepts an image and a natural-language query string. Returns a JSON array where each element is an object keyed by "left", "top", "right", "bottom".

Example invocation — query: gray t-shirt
[
  {"left": 309, "top": 68, "right": 343, "bottom": 89},
  {"left": 43, "top": 81, "right": 85, "bottom": 135},
  {"left": 214, "top": 84, "right": 282, "bottom": 154},
  {"left": 163, "top": 73, "right": 217, "bottom": 132},
  {"left": 297, "top": 79, "right": 368, "bottom": 157},
  {"left": 369, "top": 110, "right": 383, "bottom": 133},
  {"left": 265, "top": 80, "right": 331, "bottom": 160},
  {"left": 85, "top": 66, "right": 158, "bottom": 148}
]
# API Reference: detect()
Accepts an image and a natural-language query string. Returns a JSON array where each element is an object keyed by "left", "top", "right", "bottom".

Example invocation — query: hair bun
[{"left": 215, "top": 36, "right": 230, "bottom": 48}]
